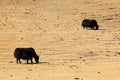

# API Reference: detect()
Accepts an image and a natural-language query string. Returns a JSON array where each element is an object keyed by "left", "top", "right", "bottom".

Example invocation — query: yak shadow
[
  {"left": 38, "top": 62, "right": 49, "bottom": 64},
  {"left": 23, "top": 62, "right": 49, "bottom": 65},
  {"left": 85, "top": 28, "right": 105, "bottom": 30},
  {"left": 98, "top": 28, "right": 106, "bottom": 30}
]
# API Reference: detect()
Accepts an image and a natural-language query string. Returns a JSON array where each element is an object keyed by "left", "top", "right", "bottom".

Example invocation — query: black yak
[
  {"left": 82, "top": 19, "right": 99, "bottom": 30},
  {"left": 14, "top": 47, "right": 39, "bottom": 64}
]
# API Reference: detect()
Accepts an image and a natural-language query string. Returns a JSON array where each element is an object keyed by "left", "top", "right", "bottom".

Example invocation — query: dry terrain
[{"left": 0, "top": 0, "right": 120, "bottom": 80}]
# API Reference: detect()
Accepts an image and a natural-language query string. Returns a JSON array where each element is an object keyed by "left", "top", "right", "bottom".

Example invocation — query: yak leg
[
  {"left": 30, "top": 58, "right": 33, "bottom": 64},
  {"left": 27, "top": 59, "right": 29, "bottom": 64},
  {"left": 83, "top": 26, "right": 85, "bottom": 29},
  {"left": 19, "top": 60, "right": 21, "bottom": 64},
  {"left": 86, "top": 27, "right": 89, "bottom": 29},
  {"left": 16, "top": 59, "right": 21, "bottom": 64},
  {"left": 91, "top": 26, "right": 94, "bottom": 30},
  {"left": 27, "top": 59, "right": 33, "bottom": 64},
  {"left": 16, "top": 59, "right": 18, "bottom": 64}
]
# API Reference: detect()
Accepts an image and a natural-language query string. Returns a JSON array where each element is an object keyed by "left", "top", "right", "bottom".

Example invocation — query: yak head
[{"left": 34, "top": 55, "right": 39, "bottom": 63}]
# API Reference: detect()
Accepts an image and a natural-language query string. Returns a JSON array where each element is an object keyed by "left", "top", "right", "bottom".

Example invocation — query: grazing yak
[
  {"left": 14, "top": 47, "right": 39, "bottom": 64},
  {"left": 82, "top": 19, "right": 99, "bottom": 30}
]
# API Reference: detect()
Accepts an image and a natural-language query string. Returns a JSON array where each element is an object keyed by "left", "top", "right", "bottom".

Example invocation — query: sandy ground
[{"left": 0, "top": 0, "right": 120, "bottom": 80}]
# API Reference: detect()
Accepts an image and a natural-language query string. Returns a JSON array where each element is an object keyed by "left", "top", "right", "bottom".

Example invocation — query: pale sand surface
[{"left": 0, "top": 0, "right": 120, "bottom": 80}]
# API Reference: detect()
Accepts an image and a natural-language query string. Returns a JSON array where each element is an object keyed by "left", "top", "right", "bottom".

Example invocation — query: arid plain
[{"left": 0, "top": 0, "right": 120, "bottom": 80}]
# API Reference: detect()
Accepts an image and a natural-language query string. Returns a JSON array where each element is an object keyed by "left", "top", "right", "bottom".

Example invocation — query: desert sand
[{"left": 0, "top": 0, "right": 120, "bottom": 80}]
